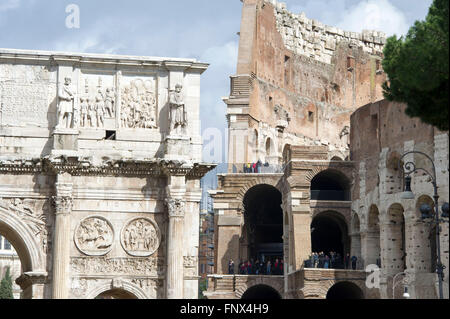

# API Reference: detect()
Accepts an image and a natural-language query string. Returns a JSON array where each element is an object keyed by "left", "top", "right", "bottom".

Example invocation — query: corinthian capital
[
  {"left": 52, "top": 196, "right": 73, "bottom": 215},
  {"left": 165, "top": 198, "right": 186, "bottom": 218}
]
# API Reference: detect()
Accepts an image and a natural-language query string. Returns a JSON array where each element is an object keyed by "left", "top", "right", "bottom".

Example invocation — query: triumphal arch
[{"left": 0, "top": 48, "right": 213, "bottom": 299}]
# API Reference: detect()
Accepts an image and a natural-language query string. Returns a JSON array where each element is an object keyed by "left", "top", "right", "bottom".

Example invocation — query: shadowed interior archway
[
  {"left": 241, "top": 284, "right": 282, "bottom": 299},
  {"left": 310, "top": 169, "right": 350, "bottom": 201},
  {"left": 242, "top": 184, "right": 283, "bottom": 263},
  {"left": 326, "top": 281, "right": 364, "bottom": 299},
  {"left": 95, "top": 288, "right": 138, "bottom": 299},
  {"left": 311, "top": 211, "right": 349, "bottom": 258}
]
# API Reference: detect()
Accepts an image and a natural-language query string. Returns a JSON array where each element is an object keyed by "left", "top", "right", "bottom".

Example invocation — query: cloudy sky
[{"left": 0, "top": 0, "right": 433, "bottom": 164}]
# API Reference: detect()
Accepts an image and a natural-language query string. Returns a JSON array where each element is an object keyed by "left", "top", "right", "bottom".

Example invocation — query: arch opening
[
  {"left": 310, "top": 169, "right": 350, "bottom": 201},
  {"left": 95, "top": 288, "right": 138, "bottom": 299},
  {"left": 326, "top": 282, "right": 364, "bottom": 299},
  {"left": 350, "top": 213, "right": 361, "bottom": 268},
  {"left": 282, "top": 144, "right": 291, "bottom": 166},
  {"left": 385, "top": 204, "right": 406, "bottom": 273},
  {"left": 0, "top": 235, "right": 22, "bottom": 299},
  {"left": 241, "top": 284, "right": 281, "bottom": 299},
  {"left": 0, "top": 212, "right": 38, "bottom": 299},
  {"left": 242, "top": 184, "right": 283, "bottom": 264},
  {"left": 367, "top": 205, "right": 381, "bottom": 267},
  {"left": 311, "top": 211, "right": 349, "bottom": 267}
]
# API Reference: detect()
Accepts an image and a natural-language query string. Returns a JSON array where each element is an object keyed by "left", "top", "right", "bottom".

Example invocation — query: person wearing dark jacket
[
  {"left": 351, "top": 255, "right": 358, "bottom": 270},
  {"left": 344, "top": 253, "right": 350, "bottom": 269}
]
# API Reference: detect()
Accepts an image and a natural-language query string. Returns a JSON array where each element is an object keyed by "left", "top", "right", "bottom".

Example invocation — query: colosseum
[{"left": 204, "top": 0, "right": 449, "bottom": 299}]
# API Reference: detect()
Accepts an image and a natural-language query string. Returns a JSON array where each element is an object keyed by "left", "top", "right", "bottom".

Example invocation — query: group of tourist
[
  {"left": 243, "top": 160, "right": 263, "bottom": 173},
  {"left": 228, "top": 258, "right": 284, "bottom": 275},
  {"left": 306, "top": 252, "right": 359, "bottom": 270}
]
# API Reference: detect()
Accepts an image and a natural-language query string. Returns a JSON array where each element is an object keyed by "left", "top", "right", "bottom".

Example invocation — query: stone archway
[
  {"left": 96, "top": 289, "right": 138, "bottom": 299},
  {"left": 365, "top": 205, "right": 381, "bottom": 266},
  {"left": 311, "top": 211, "right": 349, "bottom": 261},
  {"left": 86, "top": 281, "right": 150, "bottom": 299},
  {"left": 350, "top": 212, "right": 362, "bottom": 268},
  {"left": 241, "top": 284, "right": 282, "bottom": 299},
  {"left": 310, "top": 169, "right": 351, "bottom": 201},
  {"left": 242, "top": 184, "right": 283, "bottom": 263},
  {"left": 326, "top": 281, "right": 364, "bottom": 299},
  {"left": 0, "top": 204, "right": 47, "bottom": 299},
  {"left": 383, "top": 203, "right": 406, "bottom": 274}
]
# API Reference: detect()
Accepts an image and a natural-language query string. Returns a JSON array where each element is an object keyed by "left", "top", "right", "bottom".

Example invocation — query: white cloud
[
  {"left": 200, "top": 41, "right": 239, "bottom": 69},
  {"left": 288, "top": 0, "right": 409, "bottom": 37},
  {"left": 0, "top": 0, "right": 20, "bottom": 12},
  {"left": 337, "top": 0, "right": 409, "bottom": 36}
]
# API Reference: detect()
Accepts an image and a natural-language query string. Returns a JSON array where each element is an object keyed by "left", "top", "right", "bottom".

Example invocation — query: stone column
[
  {"left": 51, "top": 179, "right": 73, "bottom": 299},
  {"left": 16, "top": 272, "right": 48, "bottom": 299},
  {"left": 165, "top": 173, "right": 187, "bottom": 299}
]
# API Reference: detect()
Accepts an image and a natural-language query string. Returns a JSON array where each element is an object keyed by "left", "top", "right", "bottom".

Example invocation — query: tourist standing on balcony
[
  {"left": 318, "top": 252, "right": 325, "bottom": 268},
  {"left": 256, "top": 160, "right": 262, "bottom": 173},
  {"left": 266, "top": 260, "right": 272, "bottom": 275},
  {"left": 228, "top": 259, "right": 235, "bottom": 274},
  {"left": 344, "top": 253, "right": 350, "bottom": 269},
  {"left": 351, "top": 255, "right": 358, "bottom": 270},
  {"left": 247, "top": 260, "right": 253, "bottom": 274},
  {"left": 313, "top": 253, "right": 319, "bottom": 268},
  {"left": 324, "top": 255, "right": 330, "bottom": 269}
]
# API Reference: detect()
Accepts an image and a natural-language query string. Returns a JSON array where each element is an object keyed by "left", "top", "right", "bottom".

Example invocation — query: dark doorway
[
  {"left": 310, "top": 169, "right": 350, "bottom": 201},
  {"left": 243, "top": 185, "right": 283, "bottom": 262},
  {"left": 311, "top": 212, "right": 348, "bottom": 257},
  {"left": 241, "top": 285, "right": 281, "bottom": 299},
  {"left": 96, "top": 289, "right": 137, "bottom": 299},
  {"left": 326, "top": 282, "right": 364, "bottom": 299}
]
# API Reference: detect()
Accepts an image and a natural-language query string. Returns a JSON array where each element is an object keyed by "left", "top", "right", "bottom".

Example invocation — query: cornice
[{"left": 0, "top": 156, "right": 216, "bottom": 178}]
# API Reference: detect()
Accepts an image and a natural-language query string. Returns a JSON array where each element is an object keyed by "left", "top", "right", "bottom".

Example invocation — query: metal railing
[{"left": 231, "top": 163, "right": 285, "bottom": 174}]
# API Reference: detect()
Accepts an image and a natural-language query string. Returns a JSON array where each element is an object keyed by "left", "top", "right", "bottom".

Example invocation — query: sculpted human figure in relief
[
  {"left": 57, "top": 77, "right": 75, "bottom": 129},
  {"left": 169, "top": 83, "right": 187, "bottom": 135}
]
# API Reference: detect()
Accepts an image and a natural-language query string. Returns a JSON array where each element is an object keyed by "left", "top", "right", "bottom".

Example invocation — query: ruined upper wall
[
  {"left": 350, "top": 99, "right": 443, "bottom": 199},
  {"left": 267, "top": 0, "right": 386, "bottom": 64}
]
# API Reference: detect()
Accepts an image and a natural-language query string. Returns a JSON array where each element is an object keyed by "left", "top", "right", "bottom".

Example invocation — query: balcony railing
[{"left": 230, "top": 163, "right": 285, "bottom": 174}]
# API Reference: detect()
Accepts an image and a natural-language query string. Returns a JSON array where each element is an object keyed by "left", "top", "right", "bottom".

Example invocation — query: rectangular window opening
[{"left": 105, "top": 130, "right": 116, "bottom": 141}]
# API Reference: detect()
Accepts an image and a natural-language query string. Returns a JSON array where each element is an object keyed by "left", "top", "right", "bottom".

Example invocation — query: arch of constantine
[{"left": 0, "top": 49, "right": 213, "bottom": 299}]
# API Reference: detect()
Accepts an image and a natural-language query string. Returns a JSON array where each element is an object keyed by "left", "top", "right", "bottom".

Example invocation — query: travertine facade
[
  {"left": 351, "top": 100, "right": 449, "bottom": 299},
  {"left": 0, "top": 48, "right": 213, "bottom": 299},
  {"left": 206, "top": 0, "right": 449, "bottom": 300}
]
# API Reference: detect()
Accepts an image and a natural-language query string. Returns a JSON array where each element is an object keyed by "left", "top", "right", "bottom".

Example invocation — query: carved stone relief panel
[
  {"left": 74, "top": 216, "right": 114, "bottom": 256},
  {"left": 183, "top": 256, "right": 198, "bottom": 278},
  {"left": 78, "top": 72, "right": 116, "bottom": 129},
  {"left": 120, "top": 75, "right": 158, "bottom": 129},
  {"left": 120, "top": 217, "right": 161, "bottom": 257},
  {"left": 0, "top": 64, "right": 56, "bottom": 127},
  {"left": 70, "top": 257, "right": 165, "bottom": 276},
  {"left": 0, "top": 198, "right": 49, "bottom": 254}
]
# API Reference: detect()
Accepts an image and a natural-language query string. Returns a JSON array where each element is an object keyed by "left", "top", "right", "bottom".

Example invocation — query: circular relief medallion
[
  {"left": 74, "top": 216, "right": 114, "bottom": 256},
  {"left": 121, "top": 217, "right": 161, "bottom": 257}
]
